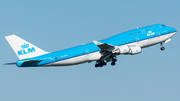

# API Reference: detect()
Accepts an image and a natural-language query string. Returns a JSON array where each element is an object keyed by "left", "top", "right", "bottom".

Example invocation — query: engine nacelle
[
  {"left": 128, "top": 45, "right": 142, "bottom": 55},
  {"left": 112, "top": 45, "right": 130, "bottom": 54}
]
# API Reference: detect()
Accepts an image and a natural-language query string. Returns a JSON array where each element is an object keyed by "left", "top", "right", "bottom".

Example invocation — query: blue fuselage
[{"left": 16, "top": 24, "right": 177, "bottom": 67}]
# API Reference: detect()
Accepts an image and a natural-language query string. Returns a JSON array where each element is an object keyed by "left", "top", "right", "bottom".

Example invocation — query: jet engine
[
  {"left": 128, "top": 45, "right": 142, "bottom": 55},
  {"left": 112, "top": 45, "right": 142, "bottom": 55},
  {"left": 112, "top": 45, "right": 130, "bottom": 54}
]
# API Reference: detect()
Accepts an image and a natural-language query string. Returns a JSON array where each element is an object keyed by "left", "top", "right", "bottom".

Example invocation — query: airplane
[{"left": 5, "top": 24, "right": 177, "bottom": 67}]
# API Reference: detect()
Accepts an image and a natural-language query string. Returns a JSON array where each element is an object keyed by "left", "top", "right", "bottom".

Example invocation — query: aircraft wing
[
  {"left": 93, "top": 40, "right": 115, "bottom": 51},
  {"left": 93, "top": 40, "right": 117, "bottom": 61}
]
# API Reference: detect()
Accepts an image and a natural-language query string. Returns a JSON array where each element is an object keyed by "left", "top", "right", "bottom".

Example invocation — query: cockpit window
[{"left": 162, "top": 25, "right": 165, "bottom": 27}]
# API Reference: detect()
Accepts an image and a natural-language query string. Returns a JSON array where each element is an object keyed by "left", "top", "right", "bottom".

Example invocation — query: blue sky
[{"left": 1, "top": 0, "right": 180, "bottom": 101}]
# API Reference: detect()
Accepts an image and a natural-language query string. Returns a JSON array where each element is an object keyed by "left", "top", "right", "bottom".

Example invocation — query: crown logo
[
  {"left": 21, "top": 43, "right": 29, "bottom": 49},
  {"left": 148, "top": 31, "right": 152, "bottom": 34}
]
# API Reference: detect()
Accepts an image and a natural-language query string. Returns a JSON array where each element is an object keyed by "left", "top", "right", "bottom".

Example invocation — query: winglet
[
  {"left": 93, "top": 40, "right": 115, "bottom": 51},
  {"left": 93, "top": 40, "right": 103, "bottom": 45}
]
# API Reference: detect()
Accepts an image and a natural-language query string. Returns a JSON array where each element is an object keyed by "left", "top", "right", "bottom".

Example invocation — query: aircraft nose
[
  {"left": 171, "top": 28, "right": 177, "bottom": 36},
  {"left": 174, "top": 28, "right": 177, "bottom": 32}
]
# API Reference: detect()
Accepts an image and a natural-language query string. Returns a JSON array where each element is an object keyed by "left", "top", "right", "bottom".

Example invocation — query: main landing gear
[
  {"left": 95, "top": 56, "right": 117, "bottom": 67},
  {"left": 111, "top": 56, "right": 117, "bottom": 66},
  {"left": 95, "top": 60, "right": 107, "bottom": 67},
  {"left": 160, "top": 42, "right": 165, "bottom": 51}
]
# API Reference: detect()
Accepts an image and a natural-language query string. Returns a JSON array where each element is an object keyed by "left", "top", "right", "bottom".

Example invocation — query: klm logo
[
  {"left": 147, "top": 31, "right": 155, "bottom": 36},
  {"left": 18, "top": 43, "right": 35, "bottom": 56}
]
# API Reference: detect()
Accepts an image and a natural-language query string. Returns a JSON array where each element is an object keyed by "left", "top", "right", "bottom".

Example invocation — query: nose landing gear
[
  {"left": 160, "top": 42, "right": 165, "bottom": 51},
  {"left": 161, "top": 47, "right": 165, "bottom": 51}
]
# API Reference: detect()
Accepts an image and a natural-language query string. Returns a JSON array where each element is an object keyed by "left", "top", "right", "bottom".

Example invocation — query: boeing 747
[{"left": 5, "top": 24, "right": 177, "bottom": 67}]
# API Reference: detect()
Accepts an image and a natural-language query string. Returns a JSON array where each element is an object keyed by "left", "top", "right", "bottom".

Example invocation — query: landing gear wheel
[
  {"left": 111, "top": 62, "right": 115, "bottom": 66},
  {"left": 99, "top": 63, "right": 103, "bottom": 67},
  {"left": 95, "top": 64, "right": 99, "bottom": 67},
  {"left": 161, "top": 47, "right": 165, "bottom": 51},
  {"left": 103, "top": 61, "right": 107, "bottom": 65},
  {"left": 160, "top": 42, "right": 165, "bottom": 51},
  {"left": 113, "top": 59, "right": 117, "bottom": 62}
]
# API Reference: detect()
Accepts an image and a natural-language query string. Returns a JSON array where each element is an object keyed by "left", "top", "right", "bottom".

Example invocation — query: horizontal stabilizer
[
  {"left": 23, "top": 60, "right": 43, "bottom": 64},
  {"left": 16, "top": 59, "right": 43, "bottom": 67},
  {"left": 4, "top": 62, "right": 16, "bottom": 65}
]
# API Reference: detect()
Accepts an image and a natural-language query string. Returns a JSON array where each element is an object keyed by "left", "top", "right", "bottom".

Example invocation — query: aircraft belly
[
  {"left": 52, "top": 56, "right": 87, "bottom": 66},
  {"left": 47, "top": 52, "right": 101, "bottom": 66}
]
